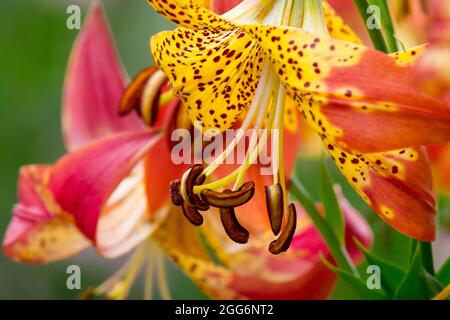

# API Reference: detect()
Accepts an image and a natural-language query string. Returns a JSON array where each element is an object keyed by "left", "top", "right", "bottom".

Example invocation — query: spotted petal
[
  {"left": 323, "top": 1, "right": 362, "bottom": 44},
  {"left": 326, "top": 140, "right": 436, "bottom": 241},
  {"left": 63, "top": 2, "right": 144, "bottom": 150},
  {"left": 243, "top": 25, "right": 450, "bottom": 153},
  {"left": 3, "top": 166, "right": 89, "bottom": 263},
  {"left": 151, "top": 27, "right": 264, "bottom": 131},
  {"left": 147, "top": 0, "right": 234, "bottom": 31}
]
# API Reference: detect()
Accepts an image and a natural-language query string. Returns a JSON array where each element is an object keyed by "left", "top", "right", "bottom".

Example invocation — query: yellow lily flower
[{"left": 147, "top": 0, "right": 450, "bottom": 246}]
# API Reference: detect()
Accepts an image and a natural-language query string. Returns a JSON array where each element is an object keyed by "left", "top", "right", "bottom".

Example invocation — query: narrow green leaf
[
  {"left": 353, "top": 0, "right": 388, "bottom": 52},
  {"left": 420, "top": 242, "right": 436, "bottom": 275},
  {"left": 320, "top": 255, "right": 388, "bottom": 300},
  {"left": 290, "top": 177, "right": 358, "bottom": 276},
  {"left": 409, "top": 239, "right": 418, "bottom": 264},
  {"left": 394, "top": 246, "right": 443, "bottom": 299},
  {"left": 319, "top": 158, "right": 344, "bottom": 244},
  {"left": 367, "top": 0, "right": 398, "bottom": 52},
  {"left": 437, "top": 257, "right": 450, "bottom": 285},
  {"left": 354, "top": 238, "right": 405, "bottom": 297}
]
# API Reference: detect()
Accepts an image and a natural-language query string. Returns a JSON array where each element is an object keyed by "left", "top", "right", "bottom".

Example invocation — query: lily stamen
[
  {"left": 181, "top": 202, "right": 204, "bottom": 226},
  {"left": 170, "top": 179, "right": 184, "bottom": 206},
  {"left": 141, "top": 70, "right": 167, "bottom": 124},
  {"left": 269, "top": 203, "right": 297, "bottom": 254},
  {"left": 181, "top": 164, "right": 209, "bottom": 210},
  {"left": 119, "top": 66, "right": 158, "bottom": 117},
  {"left": 119, "top": 67, "right": 173, "bottom": 126},
  {"left": 220, "top": 206, "right": 250, "bottom": 244},
  {"left": 201, "top": 181, "right": 255, "bottom": 208},
  {"left": 265, "top": 183, "right": 284, "bottom": 235}
]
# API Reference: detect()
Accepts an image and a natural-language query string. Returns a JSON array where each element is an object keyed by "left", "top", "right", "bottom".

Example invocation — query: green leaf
[
  {"left": 437, "top": 257, "right": 450, "bottom": 285},
  {"left": 353, "top": 0, "right": 388, "bottom": 52},
  {"left": 419, "top": 242, "right": 436, "bottom": 275},
  {"left": 319, "top": 158, "right": 344, "bottom": 244},
  {"left": 320, "top": 255, "right": 388, "bottom": 300},
  {"left": 394, "top": 246, "right": 443, "bottom": 299},
  {"left": 290, "top": 178, "right": 359, "bottom": 276},
  {"left": 367, "top": 0, "right": 398, "bottom": 52},
  {"left": 354, "top": 238, "right": 405, "bottom": 297}
]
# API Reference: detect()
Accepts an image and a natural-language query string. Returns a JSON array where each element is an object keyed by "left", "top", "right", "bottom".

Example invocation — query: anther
[
  {"left": 220, "top": 207, "right": 249, "bottom": 244},
  {"left": 170, "top": 179, "right": 183, "bottom": 206},
  {"left": 119, "top": 67, "right": 168, "bottom": 126},
  {"left": 268, "top": 203, "right": 297, "bottom": 255},
  {"left": 119, "top": 67, "right": 159, "bottom": 118},
  {"left": 265, "top": 183, "right": 283, "bottom": 235},
  {"left": 184, "top": 164, "right": 210, "bottom": 210},
  {"left": 200, "top": 181, "right": 255, "bottom": 208},
  {"left": 182, "top": 202, "right": 204, "bottom": 226}
]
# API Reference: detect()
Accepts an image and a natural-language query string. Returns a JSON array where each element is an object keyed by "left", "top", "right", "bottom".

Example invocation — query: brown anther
[
  {"left": 170, "top": 179, "right": 183, "bottom": 206},
  {"left": 200, "top": 181, "right": 255, "bottom": 208},
  {"left": 79, "top": 287, "right": 97, "bottom": 300},
  {"left": 220, "top": 207, "right": 249, "bottom": 244},
  {"left": 185, "top": 164, "right": 209, "bottom": 211},
  {"left": 265, "top": 183, "right": 284, "bottom": 236},
  {"left": 119, "top": 66, "right": 159, "bottom": 120},
  {"left": 269, "top": 203, "right": 297, "bottom": 255},
  {"left": 182, "top": 202, "right": 204, "bottom": 226}
]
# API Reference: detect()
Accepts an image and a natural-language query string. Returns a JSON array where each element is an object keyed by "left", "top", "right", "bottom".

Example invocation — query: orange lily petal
[
  {"left": 243, "top": 25, "right": 450, "bottom": 153},
  {"left": 326, "top": 140, "right": 436, "bottom": 241}
]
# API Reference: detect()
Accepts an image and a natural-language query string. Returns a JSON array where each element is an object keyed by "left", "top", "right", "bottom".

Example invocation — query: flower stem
[{"left": 291, "top": 177, "right": 359, "bottom": 277}]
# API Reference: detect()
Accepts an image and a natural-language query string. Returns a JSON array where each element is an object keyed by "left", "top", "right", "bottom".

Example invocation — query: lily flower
[
  {"left": 3, "top": 0, "right": 371, "bottom": 300},
  {"left": 147, "top": 0, "right": 450, "bottom": 245}
]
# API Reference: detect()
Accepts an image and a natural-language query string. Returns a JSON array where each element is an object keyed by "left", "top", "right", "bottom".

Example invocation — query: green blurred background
[{"left": 0, "top": 0, "right": 447, "bottom": 299}]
